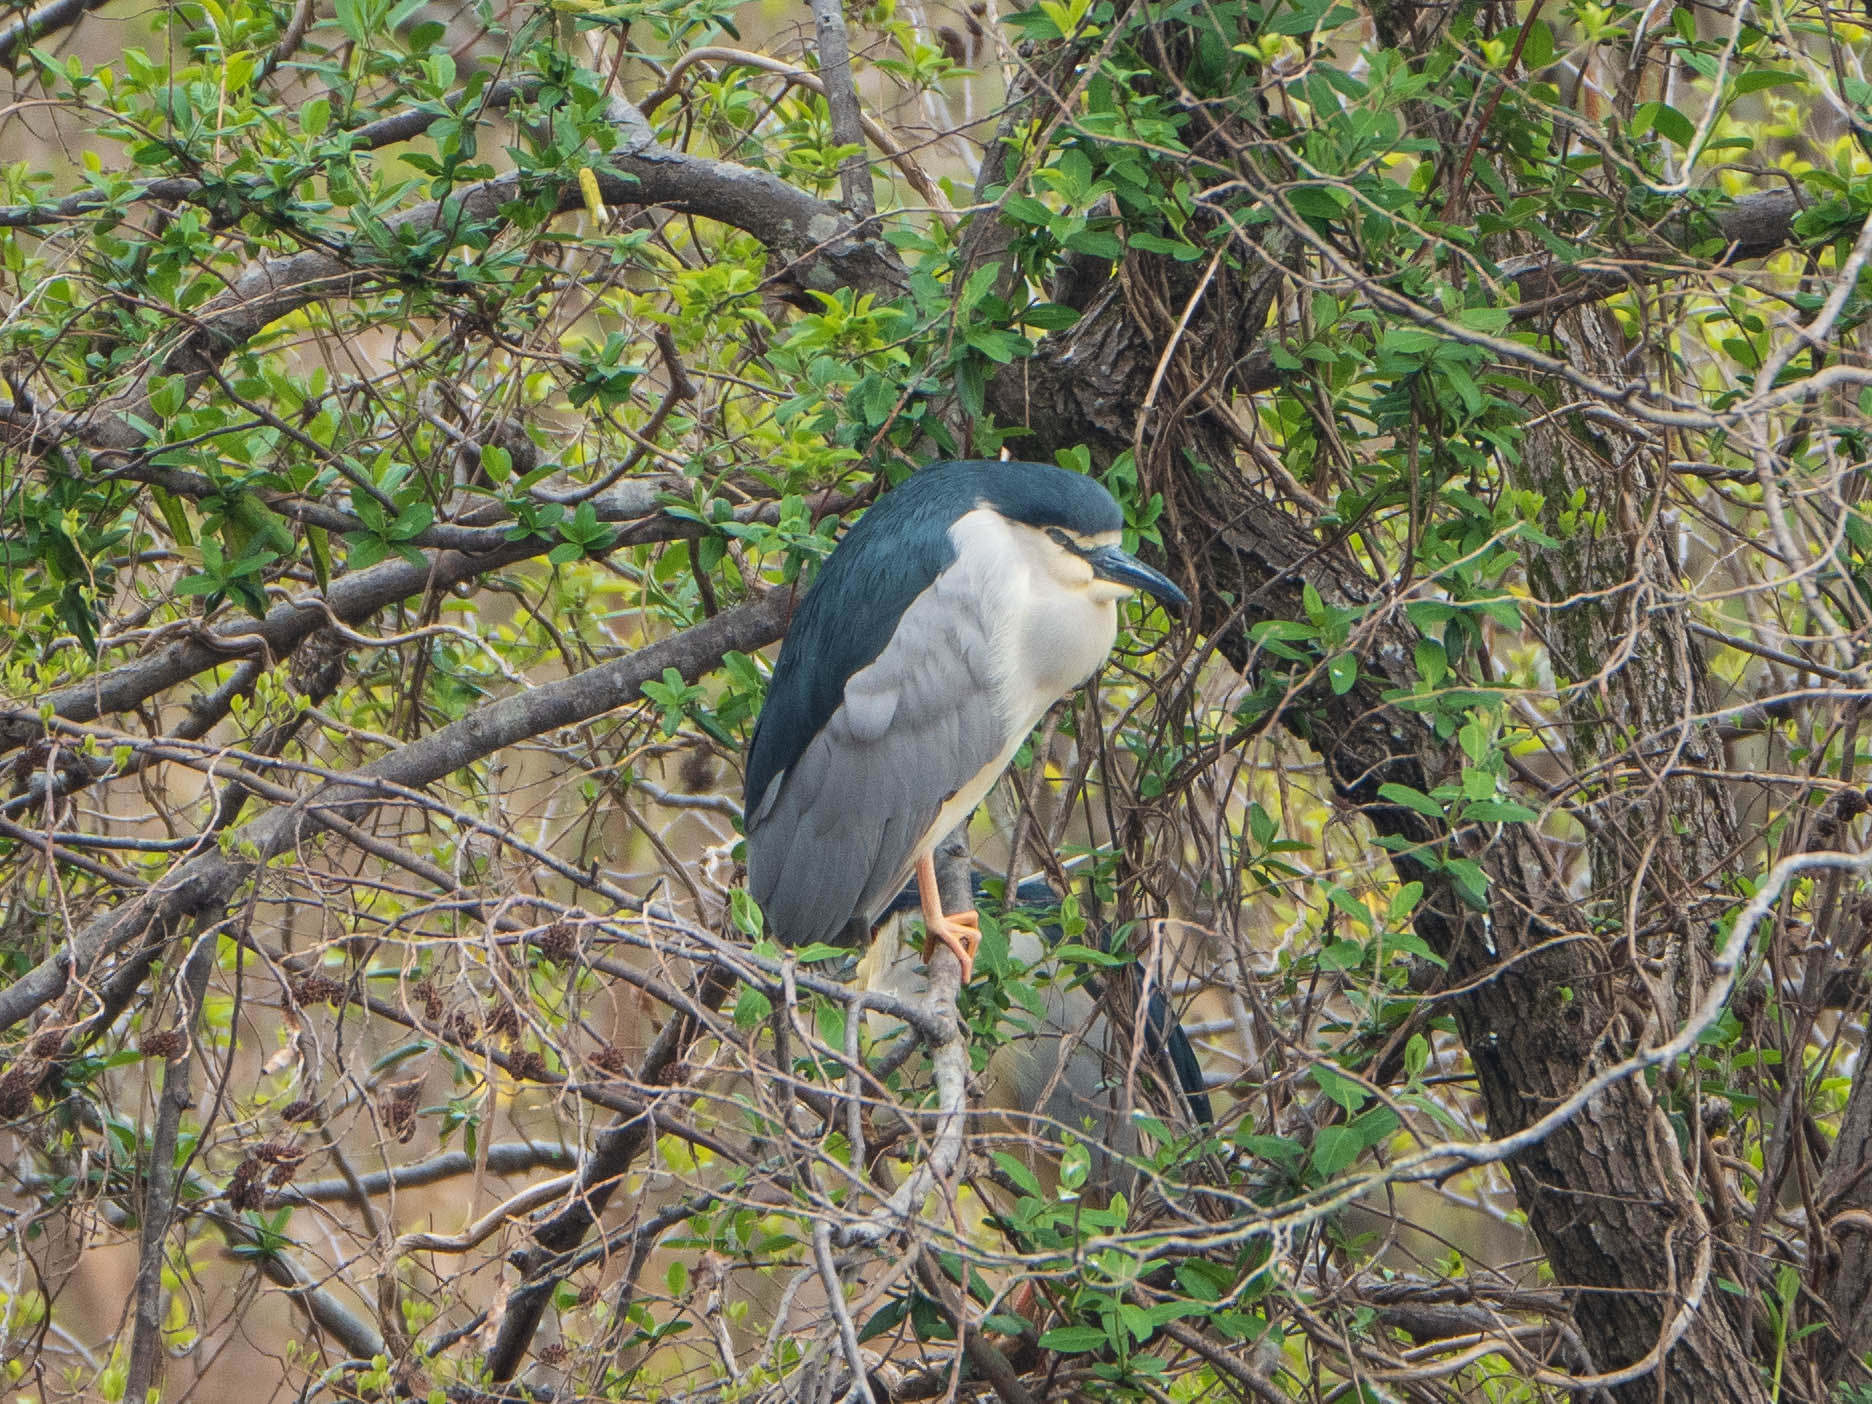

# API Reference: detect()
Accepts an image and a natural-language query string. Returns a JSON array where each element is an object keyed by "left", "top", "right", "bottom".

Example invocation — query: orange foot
[
  {"left": 915, "top": 850, "right": 979, "bottom": 983},
  {"left": 921, "top": 908, "right": 980, "bottom": 983}
]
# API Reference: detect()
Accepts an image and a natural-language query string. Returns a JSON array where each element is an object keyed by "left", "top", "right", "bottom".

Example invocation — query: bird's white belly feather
[{"left": 911, "top": 509, "right": 1120, "bottom": 849}]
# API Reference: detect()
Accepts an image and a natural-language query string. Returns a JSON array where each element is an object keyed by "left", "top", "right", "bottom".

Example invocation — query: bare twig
[
  {"left": 808, "top": 0, "right": 877, "bottom": 221},
  {"left": 124, "top": 931, "right": 217, "bottom": 1401},
  {"left": 0, "top": 592, "right": 790, "bottom": 1037}
]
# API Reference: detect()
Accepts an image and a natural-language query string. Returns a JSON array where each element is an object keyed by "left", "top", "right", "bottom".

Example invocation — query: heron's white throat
[{"left": 945, "top": 507, "right": 1124, "bottom": 730}]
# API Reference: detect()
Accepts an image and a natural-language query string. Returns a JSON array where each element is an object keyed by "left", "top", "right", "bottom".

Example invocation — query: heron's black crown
[{"left": 744, "top": 460, "right": 1126, "bottom": 819}]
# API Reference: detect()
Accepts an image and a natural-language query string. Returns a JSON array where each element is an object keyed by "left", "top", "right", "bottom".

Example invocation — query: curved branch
[
  {"left": 0, "top": 589, "right": 790, "bottom": 1037},
  {"left": 7, "top": 94, "right": 903, "bottom": 482},
  {"left": 0, "top": 480, "right": 807, "bottom": 758},
  {"left": 283, "top": 1143, "right": 578, "bottom": 1204},
  {"left": 0, "top": 0, "right": 110, "bottom": 70}
]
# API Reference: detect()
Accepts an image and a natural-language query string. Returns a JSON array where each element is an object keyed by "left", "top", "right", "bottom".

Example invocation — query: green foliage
[{"left": 4, "top": 0, "right": 1871, "bottom": 1394}]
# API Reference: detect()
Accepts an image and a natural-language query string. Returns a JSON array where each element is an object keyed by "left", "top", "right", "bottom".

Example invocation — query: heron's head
[{"left": 969, "top": 465, "right": 1188, "bottom": 608}]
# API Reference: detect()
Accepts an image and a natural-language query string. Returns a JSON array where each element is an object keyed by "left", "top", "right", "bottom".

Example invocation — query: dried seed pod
[
  {"left": 533, "top": 923, "right": 577, "bottom": 963},
  {"left": 292, "top": 975, "right": 345, "bottom": 1006},
  {"left": 28, "top": 1030, "right": 64, "bottom": 1060},
  {"left": 0, "top": 1063, "right": 43, "bottom": 1118},
  {"left": 227, "top": 1157, "right": 267, "bottom": 1212},
  {"left": 484, "top": 999, "right": 522, "bottom": 1042},
  {"left": 380, "top": 1079, "right": 423, "bottom": 1144},
  {"left": 508, "top": 1050, "right": 550, "bottom": 1082},
  {"left": 139, "top": 1030, "right": 187, "bottom": 1059},
  {"left": 443, "top": 1008, "right": 479, "bottom": 1044}
]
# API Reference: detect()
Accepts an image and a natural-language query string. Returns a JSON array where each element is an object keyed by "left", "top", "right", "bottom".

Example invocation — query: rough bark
[
  {"left": 1819, "top": 1055, "right": 1872, "bottom": 1369},
  {"left": 985, "top": 236, "right": 1771, "bottom": 1401}
]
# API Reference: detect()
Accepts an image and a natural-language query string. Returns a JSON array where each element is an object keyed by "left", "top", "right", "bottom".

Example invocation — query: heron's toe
[{"left": 922, "top": 910, "right": 980, "bottom": 982}]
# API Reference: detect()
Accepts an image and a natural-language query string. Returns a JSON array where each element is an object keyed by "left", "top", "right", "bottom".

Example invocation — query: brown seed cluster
[
  {"left": 533, "top": 922, "right": 577, "bottom": 963},
  {"left": 226, "top": 1158, "right": 268, "bottom": 1212},
  {"left": 484, "top": 999, "right": 521, "bottom": 1041},
  {"left": 139, "top": 1030, "right": 187, "bottom": 1059},
  {"left": 380, "top": 1079, "right": 423, "bottom": 1143},
  {"left": 228, "top": 1138, "right": 307, "bottom": 1210},
  {"left": 444, "top": 1008, "right": 479, "bottom": 1044},
  {"left": 507, "top": 1049, "right": 550, "bottom": 1082},
  {"left": 257, "top": 1139, "right": 306, "bottom": 1186},
  {"left": 292, "top": 975, "right": 345, "bottom": 1006},
  {"left": 0, "top": 1063, "right": 43, "bottom": 1118},
  {"left": 28, "top": 1030, "right": 65, "bottom": 1059},
  {"left": 591, "top": 1044, "right": 631, "bottom": 1076}
]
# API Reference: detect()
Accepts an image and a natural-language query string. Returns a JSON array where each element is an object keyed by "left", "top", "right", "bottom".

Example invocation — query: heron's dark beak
[{"left": 1085, "top": 544, "right": 1187, "bottom": 607}]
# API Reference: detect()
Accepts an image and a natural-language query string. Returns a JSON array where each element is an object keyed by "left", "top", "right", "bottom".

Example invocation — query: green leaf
[
  {"left": 1235, "top": 1132, "right": 1304, "bottom": 1170},
  {"left": 1288, "top": 186, "right": 1350, "bottom": 222},
  {"left": 1520, "top": 19, "right": 1553, "bottom": 68},
  {"left": 730, "top": 889, "right": 763, "bottom": 939},
  {"left": 1376, "top": 782, "right": 1444, "bottom": 820},
  {"left": 993, "top": 1152, "right": 1044, "bottom": 1198},
  {"left": 732, "top": 987, "right": 771, "bottom": 1030},
  {"left": 1039, "top": 1325, "right": 1109, "bottom": 1353},
  {"left": 1310, "top": 1124, "right": 1361, "bottom": 1178},
  {"left": 1732, "top": 69, "right": 1799, "bottom": 95},
  {"left": 1326, "top": 652, "right": 1357, "bottom": 694},
  {"left": 1634, "top": 100, "right": 1695, "bottom": 147},
  {"left": 1310, "top": 1063, "right": 1369, "bottom": 1112},
  {"left": 1461, "top": 799, "right": 1539, "bottom": 823}
]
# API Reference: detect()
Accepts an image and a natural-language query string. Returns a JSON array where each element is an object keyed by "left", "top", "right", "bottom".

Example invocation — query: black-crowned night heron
[{"left": 744, "top": 460, "right": 1185, "bottom": 980}]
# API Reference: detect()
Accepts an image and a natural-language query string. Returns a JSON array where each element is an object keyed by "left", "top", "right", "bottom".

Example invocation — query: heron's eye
[{"left": 1046, "top": 528, "right": 1079, "bottom": 554}]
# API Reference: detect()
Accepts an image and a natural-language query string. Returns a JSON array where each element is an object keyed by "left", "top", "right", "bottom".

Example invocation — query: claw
[
  {"left": 921, "top": 908, "right": 979, "bottom": 983},
  {"left": 914, "top": 852, "right": 978, "bottom": 983}
]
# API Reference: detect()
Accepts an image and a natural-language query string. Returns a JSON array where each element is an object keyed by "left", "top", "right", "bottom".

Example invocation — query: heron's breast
[{"left": 945, "top": 509, "right": 1120, "bottom": 734}]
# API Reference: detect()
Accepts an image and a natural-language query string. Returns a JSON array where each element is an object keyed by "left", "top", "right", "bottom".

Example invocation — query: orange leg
[{"left": 916, "top": 851, "right": 979, "bottom": 982}]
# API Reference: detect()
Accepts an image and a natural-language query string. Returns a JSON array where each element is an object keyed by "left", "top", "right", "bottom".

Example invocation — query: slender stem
[
  {"left": 808, "top": 0, "right": 876, "bottom": 220},
  {"left": 814, "top": 1220, "right": 874, "bottom": 1404},
  {"left": 124, "top": 932, "right": 217, "bottom": 1401}
]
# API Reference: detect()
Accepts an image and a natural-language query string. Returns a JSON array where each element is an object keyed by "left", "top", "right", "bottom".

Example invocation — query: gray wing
[{"left": 746, "top": 570, "right": 1009, "bottom": 949}]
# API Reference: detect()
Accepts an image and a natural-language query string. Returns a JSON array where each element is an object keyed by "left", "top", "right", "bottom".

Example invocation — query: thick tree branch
[
  {"left": 808, "top": 0, "right": 877, "bottom": 221},
  {"left": 0, "top": 590, "right": 790, "bottom": 1038},
  {"left": 985, "top": 161, "right": 1787, "bottom": 1400},
  {"left": 0, "top": 0, "right": 109, "bottom": 69},
  {"left": 0, "top": 481, "right": 805, "bottom": 760}
]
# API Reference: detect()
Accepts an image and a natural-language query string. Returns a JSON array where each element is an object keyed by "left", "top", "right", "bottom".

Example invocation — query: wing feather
[{"left": 747, "top": 567, "right": 1009, "bottom": 948}]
